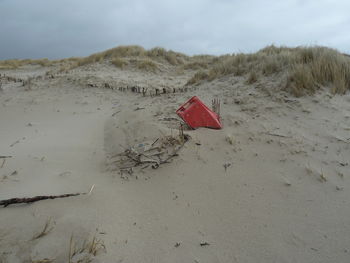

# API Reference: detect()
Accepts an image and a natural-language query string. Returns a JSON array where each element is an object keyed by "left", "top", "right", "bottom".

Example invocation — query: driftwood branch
[
  {"left": 0, "top": 185, "right": 94, "bottom": 207},
  {"left": 0, "top": 193, "right": 81, "bottom": 207}
]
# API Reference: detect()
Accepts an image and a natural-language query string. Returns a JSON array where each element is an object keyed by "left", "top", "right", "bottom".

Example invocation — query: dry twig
[{"left": 118, "top": 133, "right": 189, "bottom": 171}]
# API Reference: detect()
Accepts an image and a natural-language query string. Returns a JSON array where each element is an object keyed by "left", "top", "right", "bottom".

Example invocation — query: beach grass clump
[
  {"left": 68, "top": 234, "right": 106, "bottom": 263},
  {"left": 246, "top": 71, "right": 258, "bottom": 84},
  {"left": 111, "top": 57, "right": 127, "bottom": 69},
  {"left": 0, "top": 59, "right": 22, "bottom": 69},
  {"left": 186, "top": 70, "right": 209, "bottom": 85},
  {"left": 103, "top": 45, "right": 146, "bottom": 58},
  {"left": 183, "top": 61, "right": 208, "bottom": 70},
  {"left": 146, "top": 47, "right": 184, "bottom": 65},
  {"left": 67, "top": 45, "right": 187, "bottom": 69},
  {"left": 286, "top": 47, "right": 350, "bottom": 95},
  {"left": 0, "top": 58, "right": 55, "bottom": 69},
  {"left": 35, "top": 58, "right": 52, "bottom": 67},
  {"left": 137, "top": 59, "right": 158, "bottom": 72},
  {"left": 186, "top": 45, "right": 350, "bottom": 95}
]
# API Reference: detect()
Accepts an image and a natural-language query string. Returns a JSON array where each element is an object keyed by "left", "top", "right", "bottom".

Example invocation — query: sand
[{"left": 0, "top": 62, "right": 350, "bottom": 263}]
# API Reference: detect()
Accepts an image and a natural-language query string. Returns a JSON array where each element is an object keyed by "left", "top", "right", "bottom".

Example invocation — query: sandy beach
[{"left": 1, "top": 49, "right": 350, "bottom": 262}]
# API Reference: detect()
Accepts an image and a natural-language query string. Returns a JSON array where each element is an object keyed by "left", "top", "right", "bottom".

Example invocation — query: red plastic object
[{"left": 176, "top": 96, "right": 222, "bottom": 129}]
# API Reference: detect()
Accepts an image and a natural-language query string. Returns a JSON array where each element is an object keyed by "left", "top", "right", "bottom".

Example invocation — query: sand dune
[{"left": 0, "top": 47, "right": 350, "bottom": 262}]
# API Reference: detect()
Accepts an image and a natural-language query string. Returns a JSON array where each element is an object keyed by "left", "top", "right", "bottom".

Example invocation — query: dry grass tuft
[
  {"left": 103, "top": 45, "right": 146, "bottom": 58},
  {"left": 68, "top": 233, "right": 106, "bottom": 263},
  {"left": 137, "top": 59, "right": 158, "bottom": 72},
  {"left": 32, "top": 218, "right": 54, "bottom": 240},
  {"left": 0, "top": 58, "right": 55, "bottom": 69},
  {"left": 66, "top": 45, "right": 187, "bottom": 69},
  {"left": 111, "top": 57, "right": 127, "bottom": 69},
  {"left": 0, "top": 59, "right": 27, "bottom": 69},
  {"left": 35, "top": 59, "right": 52, "bottom": 67},
  {"left": 286, "top": 64, "right": 315, "bottom": 96},
  {"left": 186, "top": 70, "right": 209, "bottom": 85},
  {"left": 57, "top": 64, "right": 71, "bottom": 73},
  {"left": 5, "top": 60, "right": 20, "bottom": 69},
  {"left": 146, "top": 47, "right": 184, "bottom": 65},
  {"left": 246, "top": 71, "right": 258, "bottom": 84},
  {"left": 286, "top": 47, "right": 350, "bottom": 96},
  {"left": 183, "top": 61, "right": 209, "bottom": 70},
  {"left": 261, "top": 57, "right": 280, "bottom": 75}
]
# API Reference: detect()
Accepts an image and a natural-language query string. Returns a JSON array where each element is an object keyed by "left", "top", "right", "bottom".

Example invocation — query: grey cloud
[{"left": 0, "top": 0, "right": 349, "bottom": 59}]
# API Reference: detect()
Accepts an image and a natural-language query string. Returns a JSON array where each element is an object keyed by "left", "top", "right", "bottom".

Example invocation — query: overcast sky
[{"left": 0, "top": 0, "right": 349, "bottom": 59}]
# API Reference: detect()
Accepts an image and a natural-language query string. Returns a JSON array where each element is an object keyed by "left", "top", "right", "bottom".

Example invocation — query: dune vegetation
[
  {"left": 186, "top": 46, "right": 350, "bottom": 96},
  {"left": 111, "top": 57, "right": 127, "bottom": 69},
  {"left": 0, "top": 58, "right": 54, "bottom": 69},
  {"left": 1, "top": 45, "right": 349, "bottom": 96},
  {"left": 71, "top": 45, "right": 187, "bottom": 68}
]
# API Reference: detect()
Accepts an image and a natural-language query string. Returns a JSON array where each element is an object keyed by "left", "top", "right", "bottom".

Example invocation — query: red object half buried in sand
[{"left": 176, "top": 96, "right": 222, "bottom": 129}]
